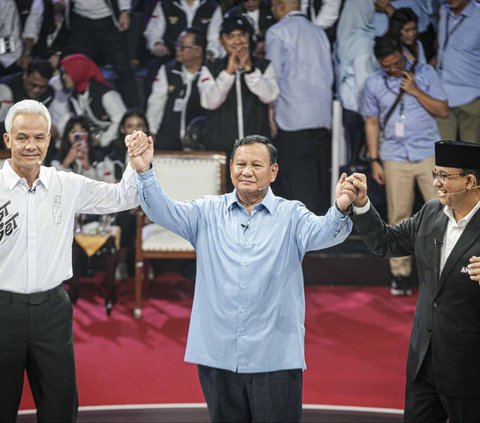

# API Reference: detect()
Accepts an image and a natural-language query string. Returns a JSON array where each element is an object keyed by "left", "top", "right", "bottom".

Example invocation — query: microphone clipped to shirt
[
  {"left": 434, "top": 238, "right": 443, "bottom": 248},
  {"left": 241, "top": 222, "right": 250, "bottom": 233},
  {"left": 28, "top": 186, "right": 36, "bottom": 194}
]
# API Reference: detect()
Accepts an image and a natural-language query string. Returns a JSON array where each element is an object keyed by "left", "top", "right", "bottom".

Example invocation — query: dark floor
[{"left": 18, "top": 406, "right": 403, "bottom": 422}]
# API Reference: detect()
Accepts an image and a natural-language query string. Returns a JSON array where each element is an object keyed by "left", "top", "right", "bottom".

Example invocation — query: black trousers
[
  {"left": 0, "top": 285, "right": 78, "bottom": 422},
  {"left": 198, "top": 365, "right": 302, "bottom": 423},
  {"left": 69, "top": 14, "right": 139, "bottom": 108},
  {"left": 404, "top": 347, "right": 480, "bottom": 423},
  {"left": 274, "top": 127, "right": 332, "bottom": 216}
]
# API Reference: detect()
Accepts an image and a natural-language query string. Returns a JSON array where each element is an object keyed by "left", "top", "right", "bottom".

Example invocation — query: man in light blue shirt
[
  {"left": 436, "top": 0, "right": 480, "bottom": 143},
  {"left": 127, "top": 134, "right": 357, "bottom": 422},
  {"left": 362, "top": 35, "right": 448, "bottom": 295},
  {"left": 265, "top": 0, "right": 333, "bottom": 215}
]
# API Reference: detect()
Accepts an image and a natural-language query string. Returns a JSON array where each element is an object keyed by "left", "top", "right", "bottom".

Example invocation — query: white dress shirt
[
  {"left": 440, "top": 201, "right": 480, "bottom": 274},
  {"left": 0, "top": 160, "right": 139, "bottom": 294}
]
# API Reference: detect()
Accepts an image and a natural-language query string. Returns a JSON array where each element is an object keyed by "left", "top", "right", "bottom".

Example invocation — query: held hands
[
  {"left": 336, "top": 172, "right": 369, "bottom": 210},
  {"left": 125, "top": 130, "right": 154, "bottom": 173},
  {"left": 467, "top": 256, "right": 480, "bottom": 285},
  {"left": 335, "top": 172, "right": 357, "bottom": 211}
]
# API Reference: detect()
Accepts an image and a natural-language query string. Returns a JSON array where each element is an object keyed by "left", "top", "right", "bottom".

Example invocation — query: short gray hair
[{"left": 5, "top": 99, "right": 52, "bottom": 135}]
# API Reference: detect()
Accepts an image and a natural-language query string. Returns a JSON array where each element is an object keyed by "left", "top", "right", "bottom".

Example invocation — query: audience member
[
  {"left": 335, "top": 0, "right": 377, "bottom": 164},
  {"left": 435, "top": 0, "right": 480, "bottom": 144},
  {"left": 0, "top": 58, "right": 55, "bottom": 130},
  {"left": 143, "top": 0, "right": 223, "bottom": 96},
  {"left": 350, "top": 140, "right": 480, "bottom": 423},
  {"left": 374, "top": 0, "right": 438, "bottom": 60},
  {"left": 13, "top": 0, "right": 45, "bottom": 70},
  {"left": 52, "top": 54, "right": 127, "bottom": 148},
  {"left": 33, "top": 0, "right": 69, "bottom": 70},
  {"left": 0, "top": 0, "right": 21, "bottom": 76},
  {"left": 65, "top": 0, "right": 139, "bottom": 108},
  {"left": 388, "top": 7, "right": 427, "bottom": 64},
  {"left": 302, "top": 0, "right": 342, "bottom": 43},
  {"left": 147, "top": 27, "right": 206, "bottom": 150},
  {"left": 50, "top": 115, "right": 101, "bottom": 179},
  {"left": 266, "top": 0, "right": 333, "bottom": 215},
  {"left": 362, "top": 35, "right": 448, "bottom": 295},
  {"left": 224, "top": 0, "right": 276, "bottom": 58},
  {"left": 199, "top": 17, "right": 279, "bottom": 155},
  {"left": 128, "top": 133, "right": 357, "bottom": 423}
]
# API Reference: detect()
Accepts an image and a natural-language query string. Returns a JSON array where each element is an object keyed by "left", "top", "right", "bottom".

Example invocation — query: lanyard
[
  {"left": 383, "top": 77, "right": 405, "bottom": 119},
  {"left": 443, "top": 12, "right": 467, "bottom": 51}
]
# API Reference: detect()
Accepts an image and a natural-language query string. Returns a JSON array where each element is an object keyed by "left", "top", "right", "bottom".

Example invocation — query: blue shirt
[
  {"left": 137, "top": 169, "right": 352, "bottom": 372},
  {"left": 362, "top": 63, "right": 447, "bottom": 162},
  {"left": 437, "top": 1, "right": 480, "bottom": 108},
  {"left": 265, "top": 11, "right": 333, "bottom": 130}
]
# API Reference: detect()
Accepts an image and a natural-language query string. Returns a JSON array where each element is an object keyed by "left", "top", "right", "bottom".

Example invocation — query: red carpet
[{"left": 19, "top": 279, "right": 416, "bottom": 411}]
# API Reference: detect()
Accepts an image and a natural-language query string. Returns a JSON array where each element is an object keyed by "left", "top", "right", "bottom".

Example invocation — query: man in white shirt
[
  {"left": 0, "top": 99, "right": 146, "bottom": 421},
  {"left": 349, "top": 140, "right": 480, "bottom": 421}
]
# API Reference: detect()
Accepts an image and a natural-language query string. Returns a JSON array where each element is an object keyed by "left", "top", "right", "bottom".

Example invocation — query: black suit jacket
[{"left": 352, "top": 199, "right": 480, "bottom": 397}]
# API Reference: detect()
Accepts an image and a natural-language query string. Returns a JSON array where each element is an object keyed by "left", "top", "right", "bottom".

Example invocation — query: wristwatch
[{"left": 335, "top": 201, "right": 353, "bottom": 216}]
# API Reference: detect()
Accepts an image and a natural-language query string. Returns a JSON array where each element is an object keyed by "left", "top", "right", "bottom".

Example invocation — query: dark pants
[
  {"left": 404, "top": 347, "right": 480, "bottom": 423},
  {"left": 69, "top": 14, "right": 139, "bottom": 108},
  {"left": 198, "top": 365, "right": 302, "bottom": 423},
  {"left": 274, "top": 127, "right": 331, "bottom": 215},
  {"left": 0, "top": 285, "right": 78, "bottom": 422}
]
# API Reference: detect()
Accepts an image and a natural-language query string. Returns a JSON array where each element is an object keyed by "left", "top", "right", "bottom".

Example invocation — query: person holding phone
[
  {"left": 50, "top": 115, "right": 100, "bottom": 179},
  {"left": 362, "top": 35, "right": 448, "bottom": 295}
]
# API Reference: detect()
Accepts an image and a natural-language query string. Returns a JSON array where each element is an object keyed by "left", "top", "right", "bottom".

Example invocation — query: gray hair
[{"left": 5, "top": 99, "right": 52, "bottom": 135}]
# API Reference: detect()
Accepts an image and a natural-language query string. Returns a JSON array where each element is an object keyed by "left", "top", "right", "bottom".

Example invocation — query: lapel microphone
[{"left": 443, "top": 185, "right": 480, "bottom": 197}]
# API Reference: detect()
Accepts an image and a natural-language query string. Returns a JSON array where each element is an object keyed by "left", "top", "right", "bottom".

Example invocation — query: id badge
[
  {"left": 395, "top": 121, "right": 405, "bottom": 138},
  {"left": 173, "top": 98, "right": 184, "bottom": 112}
]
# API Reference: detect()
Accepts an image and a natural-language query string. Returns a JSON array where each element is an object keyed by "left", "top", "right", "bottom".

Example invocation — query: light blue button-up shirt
[
  {"left": 362, "top": 63, "right": 447, "bottom": 162},
  {"left": 265, "top": 11, "right": 333, "bottom": 131},
  {"left": 137, "top": 169, "right": 352, "bottom": 372},
  {"left": 437, "top": 1, "right": 480, "bottom": 108}
]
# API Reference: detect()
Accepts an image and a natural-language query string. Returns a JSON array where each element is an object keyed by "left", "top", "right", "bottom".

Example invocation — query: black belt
[{"left": 0, "top": 284, "right": 65, "bottom": 305}]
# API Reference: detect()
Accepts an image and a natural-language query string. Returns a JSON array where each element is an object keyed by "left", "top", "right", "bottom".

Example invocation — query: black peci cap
[{"left": 435, "top": 140, "right": 480, "bottom": 170}]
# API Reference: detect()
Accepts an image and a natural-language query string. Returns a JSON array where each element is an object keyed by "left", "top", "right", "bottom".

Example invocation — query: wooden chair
[{"left": 134, "top": 151, "right": 227, "bottom": 318}]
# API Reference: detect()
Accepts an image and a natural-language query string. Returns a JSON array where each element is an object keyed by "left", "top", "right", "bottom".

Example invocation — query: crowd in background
[{"left": 0, "top": 0, "right": 479, "bottom": 284}]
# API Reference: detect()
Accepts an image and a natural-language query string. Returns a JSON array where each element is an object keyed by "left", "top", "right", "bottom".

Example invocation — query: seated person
[
  {"left": 146, "top": 27, "right": 206, "bottom": 150},
  {"left": 49, "top": 54, "right": 127, "bottom": 148}
]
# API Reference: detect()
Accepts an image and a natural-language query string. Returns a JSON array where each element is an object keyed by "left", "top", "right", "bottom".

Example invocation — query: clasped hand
[
  {"left": 335, "top": 172, "right": 368, "bottom": 212},
  {"left": 125, "top": 130, "right": 154, "bottom": 173}
]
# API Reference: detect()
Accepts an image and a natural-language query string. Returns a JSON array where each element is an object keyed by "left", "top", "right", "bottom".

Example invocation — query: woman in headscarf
[{"left": 60, "top": 53, "right": 127, "bottom": 147}]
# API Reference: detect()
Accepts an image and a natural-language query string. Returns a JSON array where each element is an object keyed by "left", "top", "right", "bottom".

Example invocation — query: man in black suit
[{"left": 348, "top": 140, "right": 480, "bottom": 422}]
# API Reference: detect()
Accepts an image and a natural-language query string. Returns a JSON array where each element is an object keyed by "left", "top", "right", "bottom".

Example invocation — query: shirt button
[
  {"left": 427, "top": 327, "right": 432, "bottom": 332},
  {"left": 241, "top": 285, "right": 247, "bottom": 290},
  {"left": 242, "top": 262, "right": 247, "bottom": 266},
  {"left": 433, "top": 301, "right": 438, "bottom": 308}
]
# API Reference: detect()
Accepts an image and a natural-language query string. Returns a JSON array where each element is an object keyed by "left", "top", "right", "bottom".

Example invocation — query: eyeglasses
[
  {"left": 431, "top": 170, "right": 466, "bottom": 183},
  {"left": 175, "top": 42, "right": 197, "bottom": 50}
]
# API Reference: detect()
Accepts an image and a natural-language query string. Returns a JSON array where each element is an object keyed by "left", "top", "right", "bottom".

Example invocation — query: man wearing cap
[
  {"left": 348, "top": 140, "right": 480, "bottom": 421},
  {"left": 198, "top": 16, "right": 279, "bottom": 164}
]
